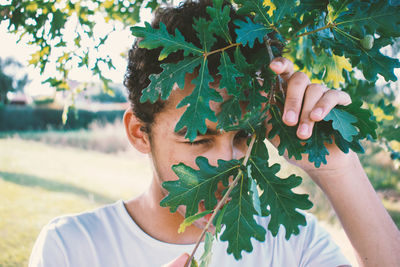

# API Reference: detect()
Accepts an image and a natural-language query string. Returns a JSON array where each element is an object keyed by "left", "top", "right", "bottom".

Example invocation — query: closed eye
[{"left": 185, "top": 139, "right": 212, "bottom": 146}]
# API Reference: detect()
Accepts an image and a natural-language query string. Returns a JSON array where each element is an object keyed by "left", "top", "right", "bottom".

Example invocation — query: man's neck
[{"left": 124, "top": 178, "right": 203, "bottom": 244}]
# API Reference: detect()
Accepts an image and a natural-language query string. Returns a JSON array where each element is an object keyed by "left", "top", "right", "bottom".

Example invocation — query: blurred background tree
[{"left": 0, "top": 57, "right": 28, "bottom": 105}]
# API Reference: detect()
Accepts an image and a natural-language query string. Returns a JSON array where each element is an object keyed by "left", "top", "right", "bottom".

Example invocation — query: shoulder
[
  {"left": 255, "top": 211, "right": 322, "bottom": 241},
  {"left": 29, "top": 201, "right": 125, "bottom": 267},
  {"left": 253, "top": 212, "right": 350, "bottom": 266},
  {"left": 44, "top": 201, "right": 122, "bottom": 238}
]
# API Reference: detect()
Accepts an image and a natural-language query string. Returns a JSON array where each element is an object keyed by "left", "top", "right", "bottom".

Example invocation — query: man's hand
[
  {"left": 267, "top": 58, "right": 400, "bottom": 266},
  {"left": 267, "top": 57, "right": 355, "bottom": 175}
]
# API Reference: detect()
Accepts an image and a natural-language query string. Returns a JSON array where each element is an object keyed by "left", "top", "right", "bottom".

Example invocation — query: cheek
[{"left": 150, "top": 139, "right": 198, "bottom": 184}]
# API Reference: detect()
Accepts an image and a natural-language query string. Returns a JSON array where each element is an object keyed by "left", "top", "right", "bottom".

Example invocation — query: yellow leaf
[
  {"left": 57, "top": 53, "right": 69, "bottom": 63},
  {"left": 370, "top": 105, "right": 394, "bottom": 122},
  {"left": 325, "top": 55, "right": 352, "bottom": 88},
  {"left": 59, "top": 81, "right": 69, "bottom": 90},
  {"left": 327, "top": 3, "right": 349, "bottom": 23},
  {"left": 263, "top": 0, "right": 276, "bottom": 16},
  {"left": 390, "top": 140, "right": 400, "bottom": 151},
  {"left": 28, "top": 51, "right": 40, "bottom": 65},
  {"left": 178, "top": 210, "right": 212, "bottom": 233},
  {"left": 79, "top": 13, "right": 88, "bottom": 21},
  {"left": 103, "top": 0, "right": 114, "bottom": 9},
  {"left": 40, "top": 46, "right": 50, "bottom": 57},
  {"left": 28, "top": 46, "right": 49, "bottom": 65},
  {"left": 25, "top": 2, "right": 38, "bottom": 12},
  {"left": 314, "top": 54, "right": 352, "bottom": 88}
]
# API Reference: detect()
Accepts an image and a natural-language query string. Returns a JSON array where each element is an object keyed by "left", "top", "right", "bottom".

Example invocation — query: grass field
[
  {"left": 0, "top": 126, "right": 399, "bottom": 266},
  {"left": 0, "top": 136, "right": 152, "bottom": 267}
]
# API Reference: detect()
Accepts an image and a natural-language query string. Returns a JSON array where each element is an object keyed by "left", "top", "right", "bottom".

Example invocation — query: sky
[{"left": 0, "top": 4, "right": 153, "bottom": 97}]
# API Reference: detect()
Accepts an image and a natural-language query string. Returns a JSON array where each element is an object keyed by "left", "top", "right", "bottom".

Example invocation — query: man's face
[{"left": 147, "top": 73, "right": 250, "bottom": 227}]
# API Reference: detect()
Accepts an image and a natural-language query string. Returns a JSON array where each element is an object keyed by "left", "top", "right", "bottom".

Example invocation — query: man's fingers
[
  {"left": 269, "top": 57, "right": 295, "bottom": 81},
  {"left": 283, "top": 71, "right": 310, "bottom": 126},
  {"left": 309, "top": 90, "right": 352, "bottom": 122},
  {"left": 297, "top": 84, "right": 328, "bottom": 139}
]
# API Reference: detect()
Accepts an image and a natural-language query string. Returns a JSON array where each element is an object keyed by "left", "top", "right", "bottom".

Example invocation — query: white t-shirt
[{"left": 29, "top": 200, "right": 350, "bottom": 267}]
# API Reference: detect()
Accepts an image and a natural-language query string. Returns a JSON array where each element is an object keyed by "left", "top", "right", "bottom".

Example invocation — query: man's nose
[{"left": 211, "top": 140, "right": 245, "bottom": 164}]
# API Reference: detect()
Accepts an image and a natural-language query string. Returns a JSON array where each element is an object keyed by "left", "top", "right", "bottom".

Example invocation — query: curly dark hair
[{"left": 124, "top": 0, "right": 279, "bottom": 133}]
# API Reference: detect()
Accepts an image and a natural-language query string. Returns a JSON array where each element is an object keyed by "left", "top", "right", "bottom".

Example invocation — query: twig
[
  {"left": 287, "top": 21, "right": 312, "bottom": 41},
  {"left": 204, "top": 43, "right": 241, "bottom": 57},
  {"left": 295, "top": 23, "right": 335, "bottom": 39},
  {"left": 265, "top": 37, "right": 286, "bottom": 102},
  {"left": 184, "top": 134, "right": 257, "bottom": 267}
]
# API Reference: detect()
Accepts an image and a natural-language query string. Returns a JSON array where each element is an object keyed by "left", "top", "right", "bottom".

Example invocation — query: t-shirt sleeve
[
  {"left": 299, "top": 213, "right": 351, "bottom": 267},
  {"left": 29, "top": 221, "right": 68, "bottom": 267}
]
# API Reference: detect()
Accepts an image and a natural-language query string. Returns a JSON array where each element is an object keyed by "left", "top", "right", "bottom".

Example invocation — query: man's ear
[{"left": 123, "top": 109, "right": 151, "bottom": 154}]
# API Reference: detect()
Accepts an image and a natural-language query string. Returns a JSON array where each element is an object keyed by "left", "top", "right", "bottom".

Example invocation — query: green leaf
[
  {"left": 193, "top": 17, "right": 217, "bottom": 53},
  {"left": 175, "top": 59, "right": 223, "bottom": 141},
  {"left": 304, "top": 123, "right": 333, "bottom": 168},
  {"left": 355, "top": 39, "right": 400, "bottom": 82},
  {"left": 234, "top": 17, "right": 270, "bottom": 48},
  {"left": 130, "top": 22, "right": 203, "bottom": 60},
  {"left": 140, "top": 56, "right": 202, "bottom": 103},
  {"left": 190, "top": 258, "right": 199, "bottom": 267},
  {"left": 328, "top": 29, "right": 400, "bottom": 82},
  {"left": 380, "top": 125, "right": 400, "bottom": 142},
  {"left": 333, "top": 131, "right": 365, "bottom": 154},
  {"left": 336, "top": 1, "right": 400, "bottom": 38},
  {"left": 216, "top": 97, "right": 242, "bottom": 130},
  {"left": 249, "top": 165, "right": 262, "bottom": 216},
  {"left": 323, "top": 108, "right": 358, "bottom": 142},
  {"left": 249, "top": 156, "right": 313, "bottom": 239},
  {"left": 214, "top": 204, "right": 227, "bottom": 236},
  {"left": 343, "top": 99, "right": 377, "bottom": 139},
  {"left": 270, "top": 0, "right": 297, "bottom": 23},
  {"left": 268, "top": 105, "right": 305, "bottom": 160},
  {"left": 235, "top": 0, "right": 273, "bottom": 25},
  {"left": 219, "top": 173, "right": 266, "bottom": 260},
  {"left": 296, "top": 0, "right": 329, "bottom": 15},
  {"left": 251, "top": 124, "right": 269, "bottom": 160},
  {"left": 178, "top": 210, "right": 213, "bottom": 233},
  {"left": 199, "top": 232, "right": 214, "bottom": 267},
  {"left": 223, "top": 108, "right": 267, "bottom": 134},
  {"left": 50, "top": 10, "right": 67, "bottom": 38},
  {"left": 247, "top": 79, "right": 267, "bottom": 111},
  {"left": 145, "top": 0, "right": 159, "bottom": 12},
  {"left": 206, "top": 0, "right": 232, "bottom": 43},
  {"left": 234, "top": 46, "right": 253, "bottom": 76},
  {"left": 160, "top": 157, "right": 240, "bottom": 217},
  {"left": 218, "top": 51, "right": 243, "bottom": 96}
]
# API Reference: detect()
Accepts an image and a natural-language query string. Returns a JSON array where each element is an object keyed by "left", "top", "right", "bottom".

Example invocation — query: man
[{"left": 30, "top": 1, "right": 400, "bottom": 266}]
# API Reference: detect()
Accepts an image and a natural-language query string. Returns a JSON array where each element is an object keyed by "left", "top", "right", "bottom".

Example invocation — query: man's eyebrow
[{"left": 174, "top": 127, "right": 220, "bottom": 137}]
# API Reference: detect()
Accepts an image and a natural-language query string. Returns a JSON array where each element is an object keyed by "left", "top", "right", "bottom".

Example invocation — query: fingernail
[
  {"left": 298, "top": 123, "right": 309, "bottom": 136},
  {"left": 270, "top": 61, "right": 282, "bottom": 69},
  {"left": 285, "top": 110, "right": 297, "bottom": 124},
  {"left": 311, "top": 108, "right": 323, "bottom": 119}
]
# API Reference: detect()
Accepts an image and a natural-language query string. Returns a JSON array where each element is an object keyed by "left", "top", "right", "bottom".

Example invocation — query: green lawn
[{"left": 0, "top": 138, "right": 151, "bottom": 267}]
